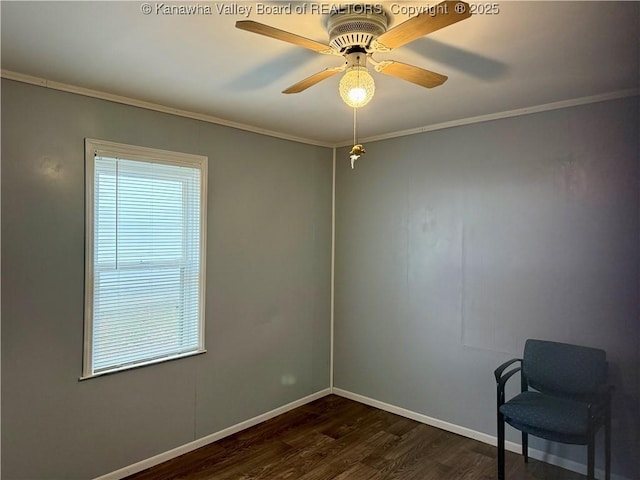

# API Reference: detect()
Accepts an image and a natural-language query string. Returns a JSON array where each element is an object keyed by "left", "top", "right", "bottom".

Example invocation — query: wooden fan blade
[
  {"left": 236, "top": 20, "right": 334, "bottom": 54},
  {"left": 283, "top": 67, "right": 345, "bottom": 94},
  {"left": 375, "top": 1, "right": 471, "bottom": 50},
  {"left": 375, "top": 61, "right": 448, "bottom": 88}
]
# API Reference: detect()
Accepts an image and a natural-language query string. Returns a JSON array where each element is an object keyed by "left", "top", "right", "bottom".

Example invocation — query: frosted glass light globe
[{"left": 339, "top": 66, "right": 375, "bottom": 108}]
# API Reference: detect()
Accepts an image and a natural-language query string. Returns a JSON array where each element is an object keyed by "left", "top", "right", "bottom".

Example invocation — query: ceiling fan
[{"left": 236, "top": 1, "right": 472, "bottom": 107}]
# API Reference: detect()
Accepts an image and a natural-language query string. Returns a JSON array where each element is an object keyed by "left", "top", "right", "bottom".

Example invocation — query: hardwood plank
[
  {"left": 332, "top": 463, "right": 384, "bottom": 480},
  {"left": 361, "top": 424, "right": 449, "bottom": 472},
  {"left": 125, "top": 395, "right": 589, "bottom": 480}
]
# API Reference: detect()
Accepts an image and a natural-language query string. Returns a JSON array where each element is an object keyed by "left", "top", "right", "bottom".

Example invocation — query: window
[{"left": 82, "top": 139, "right": 207, "bottom": 378}]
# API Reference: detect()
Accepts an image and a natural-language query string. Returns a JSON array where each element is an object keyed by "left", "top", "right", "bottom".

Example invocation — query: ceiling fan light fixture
[{"left": 339, "top": 65, "right": 375, "bottom": 108}]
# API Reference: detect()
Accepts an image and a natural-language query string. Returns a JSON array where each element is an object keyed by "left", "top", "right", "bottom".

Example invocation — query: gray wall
[
  {"left": 335, "top": 97, "right": 639, "bottom": 479},
  {"left": 1, "top": 79, "right": 333, "bottom": 479},
  {"left": 3, "top": 77, "right": 638, "bottom": 480}
]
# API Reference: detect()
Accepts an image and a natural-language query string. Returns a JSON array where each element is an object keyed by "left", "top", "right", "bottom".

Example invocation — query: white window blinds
[{"left": 83, "top": 139, "right": 207, "bottom": 378}]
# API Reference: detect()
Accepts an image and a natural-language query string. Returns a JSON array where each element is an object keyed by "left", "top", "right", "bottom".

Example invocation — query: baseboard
[
  {"left": 94, "top": 388, "right": 332, "bottom": 480},
  {"left": 332, "top": 388, "right": 631, "bottom": 480}
]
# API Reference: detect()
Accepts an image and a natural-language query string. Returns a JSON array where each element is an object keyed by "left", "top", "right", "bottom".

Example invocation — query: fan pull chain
[
  {"left": 353, "top": 107, "right": 357, "bottom": 146},
  {"left": 349, "top": 107, "right": 365, "bottom": 169}
]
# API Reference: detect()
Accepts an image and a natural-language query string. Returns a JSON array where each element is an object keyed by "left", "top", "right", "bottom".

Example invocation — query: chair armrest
[
  {"left": 495, "top": 358, "right": 522, "bottom": 407},
  {"left": 497, "top": 365, "right": 522, "bottom": 391},
  {"left": 494, "top": 358, "right": 522, "bottom": 383}
]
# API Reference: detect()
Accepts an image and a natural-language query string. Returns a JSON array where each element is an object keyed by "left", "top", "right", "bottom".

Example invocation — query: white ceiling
[{"left": 1, "top": 1, "right": 638, "bottom": 145}]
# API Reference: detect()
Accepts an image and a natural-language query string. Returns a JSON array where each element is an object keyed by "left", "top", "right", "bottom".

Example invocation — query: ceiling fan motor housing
[{"left": 327, "top": 9, "right": 388, "bottom": 53}]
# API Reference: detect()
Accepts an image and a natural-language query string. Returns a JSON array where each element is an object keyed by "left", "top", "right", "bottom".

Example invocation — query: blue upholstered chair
[{"left": 494, "top": 339, "right": 613, "bottom": 480}]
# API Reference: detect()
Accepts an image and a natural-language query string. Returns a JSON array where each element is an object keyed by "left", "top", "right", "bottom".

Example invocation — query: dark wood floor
[{"left": 126, "top": 395, "right": 586, "bottom": 480}]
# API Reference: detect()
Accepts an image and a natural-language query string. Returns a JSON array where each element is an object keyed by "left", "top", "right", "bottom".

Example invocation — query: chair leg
[
  {"left": 498, "top": 413, "right": 506, "bottom": 480},
  {"left": 605, "top": 410, "right": 611, "bottom": 480},
  {"left": 522, "top": 432, "right": 528, "bottom": 463},
  {"left": 587, "top": 434, "right": 595, "bottom": 480}
]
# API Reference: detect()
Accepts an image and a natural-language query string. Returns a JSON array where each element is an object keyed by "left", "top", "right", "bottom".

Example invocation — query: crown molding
[
  {"left": 0, "top": 70, "right": 333, "bottom": 149},
  {"left": 335, "top": 88, "right": 640, "bottom": 147},
  {"left": 3, "top": 70, "right": 637, "bottom": 150}
]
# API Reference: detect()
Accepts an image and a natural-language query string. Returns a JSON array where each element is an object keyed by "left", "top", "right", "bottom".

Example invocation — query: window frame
[{"left": 82, "top": 138, "right": 208, "bottom": 379}]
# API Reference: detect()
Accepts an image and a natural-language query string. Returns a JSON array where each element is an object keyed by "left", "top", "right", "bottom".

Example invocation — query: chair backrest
[{"left": 523, "top": 339, "right": 607, "bottom": 398}]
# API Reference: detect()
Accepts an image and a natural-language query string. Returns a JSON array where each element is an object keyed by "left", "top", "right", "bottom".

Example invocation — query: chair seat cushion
[{"left": 500, "top": 391, "right": 590, "bottom": 444}]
